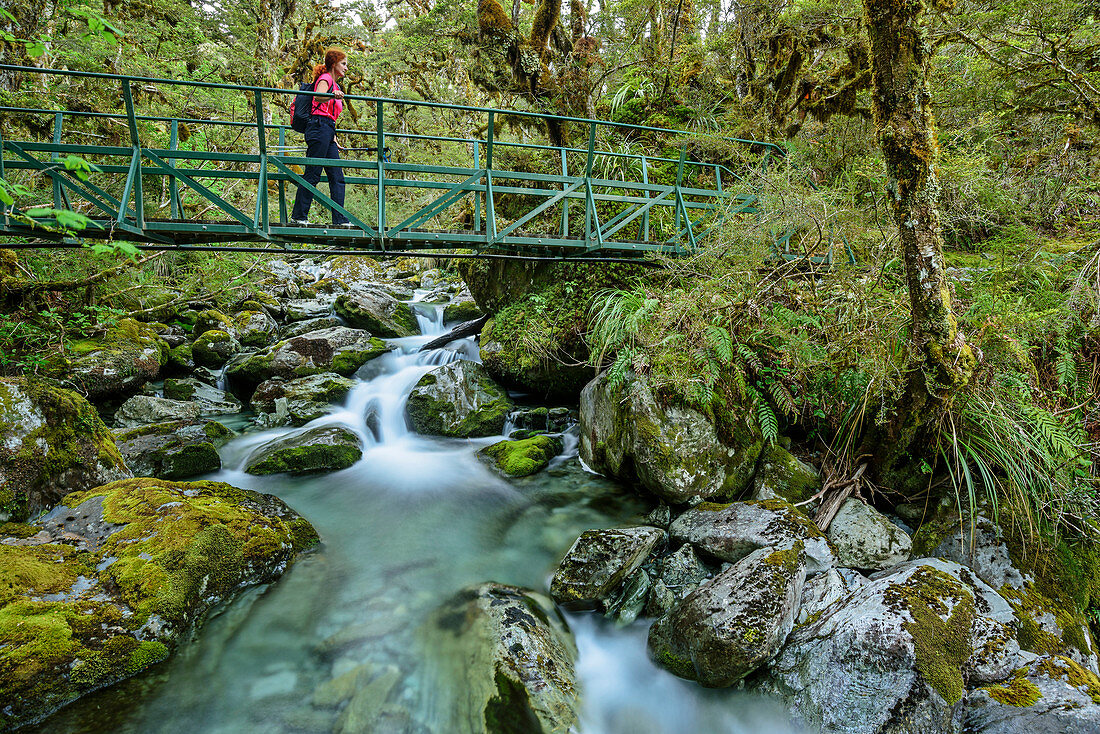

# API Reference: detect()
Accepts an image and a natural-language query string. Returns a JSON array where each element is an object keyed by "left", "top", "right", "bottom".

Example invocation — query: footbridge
[{"left": 0, "top": 65, "right": 837, "bottom": 262}]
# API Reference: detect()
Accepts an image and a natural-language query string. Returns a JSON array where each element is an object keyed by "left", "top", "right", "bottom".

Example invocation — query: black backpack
[{"left": 290, "top": 81, "right": 315, "bottom": 133}]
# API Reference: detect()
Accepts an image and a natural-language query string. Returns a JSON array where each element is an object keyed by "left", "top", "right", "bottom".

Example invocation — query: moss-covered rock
[
  {"left": 244, "top": 426, "right": 362, "bottom": 475},
  {"left": 420, "top": 583, "right": 578, "bottom": 734},
  {"left": 751, "top": 444, "right": 822, "bottom": 504},
  {"left": 0, "top": 477, "right": 317, "bottom": 730},
  {"left": 405, "top": 361, "right": 513, "bottom": 438},
  {"left": 443, "top": 299, "right": 483, "bottom": 324},
  {"left": 232, "top": 310, "right": 279, "bottom": 348},
  {"left": 334, "top": 288, "right": 420, "bottom": 338},
  {"left": 477, "top": 435, "right": 563, "bottom": 477},
  {"left": 280, "top": 316, "right": 343, "bottom": 340},
  {"left": 250, "top": 373, "right": 355, "bottom": 427},
  {"left": 114, "top": 419, "right": 234, "bottom": 480},
  {"left": 963, "top": 655, "right": 1100, "bottom": 732},
  {"left": 226, "top": 326, "right": 390, "bottom": 393},
  {"left": 66, "top": 319, "right": 169, "bottom": 399},
  {"left": 192, "top": 309, "right": 235, "bottom": 338},
  {"left": 549, "top": 526, "right": 666, "bottom": 611},
  {"left": 0, "top": 377, "right": 131, "bottom": 522},
  {"left": 580, "top": 370, "right": 762, "bottom": 504},
  {"left": 827, "top": 498, "right": 912, "bottom": 571},
  {"left": 162, "top": 379, "right": 241, "bottom": 415},
  {"left": 191, "top": 329, "right": 241, "bottom": 368},
  {"left": 114, "top": 395, "right": 203, "bottom": 428},
  {"left": 324, "top": 255, "right": 383, "bottom": 285}
]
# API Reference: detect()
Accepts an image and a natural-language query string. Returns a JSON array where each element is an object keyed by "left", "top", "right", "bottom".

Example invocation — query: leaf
[{"left": 25, "top": 40, "right": 45, "bottom": 58}]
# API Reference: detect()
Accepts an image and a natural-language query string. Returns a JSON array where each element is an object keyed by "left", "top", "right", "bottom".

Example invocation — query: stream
[{"left": 30, "top": 298, "right": 807, "bottom": 734}]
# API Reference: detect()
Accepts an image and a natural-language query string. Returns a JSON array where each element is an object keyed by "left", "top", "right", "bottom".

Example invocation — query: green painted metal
[{"left": 0, "top": 64, "right": 850, "bottom": 263}]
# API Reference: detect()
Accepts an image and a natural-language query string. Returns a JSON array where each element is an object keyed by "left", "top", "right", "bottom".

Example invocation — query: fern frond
[
  {"left": 706, "top": 324, "right": 734, "bottom": 365},
  {"left": 756, "top": 398, "right": 779, "bottom": 443}
]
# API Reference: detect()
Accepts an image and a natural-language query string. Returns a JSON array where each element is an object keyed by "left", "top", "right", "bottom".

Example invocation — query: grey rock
[
  {"left": 233, "top": 309, "right": 279, "bottom": 347},
  {"left": 335, "top": 287, "right": 420, "bottom": 338},
  {"left": 163, "top": 379, "right": 241, "bottom": 415},
  {"left": 580, "top": 371, "right": 762, "bottom": 504},
  {"left": 606, "top": 568, "right": 651, "bottom": 625},
  {"left": 828, "top": 498, "right": 913, "bottom": 571},
  {"left": 670, "top": 499, "right": 837, "bottom": 574},
  {"left": 281, "top": 316, "right": 343, "bottom": 339},
  {"left": 550, "top": 526, "right": 666, "bottom": 610},
  {"left": 191, "top": 329, "right": 241, "bottom": 368},
  {"left": 931, "top": 515, "right": 1028, "bottom": 591},
  {"left": 960, "top": 656, "right": 1100, "bottom": 733},
  {"left": 284, "top": 298, "right": 334, "bottom": 321},
  {"left": 751, "top": 444, "right": 822, "bottom": 505},
  {"left": 250, "top": 373, "right": 355, "bottom": 427},
  {"left": 405, "top": 360, "right": 512, "bottom": 438},
  {"left": 115, "top": 395, "right": 202, "bottom": 427},
  {"left": 649, "top": 544, "right": 807, "bottom": 687},
  {"left": 114, "top": 419, "right": 234, "bottom": 480},
  {"left": 244, "top": 426, "right": 363, "bottom": 475},
  {"left": 67, "top": 319, "right": 168, "bottom": 398},
  {"left": 645, "top": 543, "right": 711, "bottom": 617},
  {"left": 796, "top": 568, "right": 857, "bottom": 625},
  {"left": 226, "top": 326, "right": 389, "bottom": 390}
]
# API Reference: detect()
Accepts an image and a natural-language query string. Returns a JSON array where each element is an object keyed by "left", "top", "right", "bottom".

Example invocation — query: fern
[
  {"left": 706, "top": 324, "right": 734, "bottom": 365},
  {"left": 767, "top": 379, "right": 798, "bottom": 417},
  {"left": 607, "top": 347, "right": 636, "bottom": 388},
  {"left": 757, "top": 398, "right": 779, "bottom": 444},
  {"left": 737, "top": 344, "right": 764, "bottom": 372}
]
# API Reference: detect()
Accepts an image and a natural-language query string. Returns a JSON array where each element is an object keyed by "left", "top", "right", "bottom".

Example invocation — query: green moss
[
  {"left": 246, "top": 443, "right": 361, "bottom": 476},
  {"left": 0, "top": 521, "right": 39, "bottom": 539},
  {"left": 982, "top": 668, "right": 1042, "bottom": 707},
  {"left": 1036, "top": 655, "right": 1100, "bottom": 704},
  {"left": 483, "top": 668, "right": 544, "bottom": 734},
  {"left": 478, "top": 435, "right": 564, "bottom": 477},
  {"left": 330, "top": 338, "right": 389, "bottom": 375},
  {"left": 883, "top": 566, "right": 975, "bottom": 705}
]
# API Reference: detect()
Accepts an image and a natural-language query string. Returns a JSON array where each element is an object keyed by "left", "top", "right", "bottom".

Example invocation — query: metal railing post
[
  {"left": 584, "top": 122, "right": 596, "bottom": 245},
  {"left": 485, "top": 111, "right": 495, "bottom": 242},
  {"left": 377, "top": 100, "right": 385, "bottom": 244},
  {"left": 473, "top": 143, "right": 481, "bottom": 234},
  {"left": 253, "top": 90, "right": 269, "bottom": 236},
  {"left": 278, "top": 126, "right": 287, "bottom": 223},
  {"left": 0, "top": 130, "right": 7, "bottom": 223},
  {"left": 674, "top": 145, "right": 685, "bottom": 234},
  {"left": 121, "top": 80, "right": 144, "bottom": 229},
  {"left": 640, "top": 155, "right": 649, "bottom": 242},
  {"left": 51, "top": 112, "right": 65, "bottom": 210},
  {"left": 169, "top": 120, "right": 181, "bottom": 219},
  {"left": 560, "top": 147, "right": 569, "bottom": 238}
]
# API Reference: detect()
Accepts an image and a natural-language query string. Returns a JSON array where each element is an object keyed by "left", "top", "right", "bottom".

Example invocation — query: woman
[{"left": 291, "top": 48, "right": 351, "bottom": 226}]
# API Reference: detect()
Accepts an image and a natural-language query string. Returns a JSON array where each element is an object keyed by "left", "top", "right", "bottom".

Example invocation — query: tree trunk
[{"left": 863, "top": 0, "right": 975, "bottom": 489}]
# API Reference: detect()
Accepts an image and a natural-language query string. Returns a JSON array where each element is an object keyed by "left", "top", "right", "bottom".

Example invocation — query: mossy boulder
[
  {"left": 751, "top": 444, "right": 822, "bottom": 504},
  {"left": 284, "top": 299, "right": 334, "bottom": 322},
  {"left": 167, "top": 343, "right": 194, "bottom": 371},
  {"left": 244, "top": 426, "right": 362, "bottom": 475},
  {"left": 66, "top": 319, "right": 169, "bottom": 398},
  {"left": 334, "top": 288, "right": 420, "bottom": 338},
  {"left": 114, "top": 419, "right": 234, "bottom": 480},
  {"left": 550, "top": 526, "right": 666, "bottom": 611},
  {"left": 250, "top": 373, "right": 355, "bottom": 427},
  {"left": 191, "top": 329, "right": 241, "bottom": 368},
  {"left": 0, "top": 477, "right": 318, "bottom": 730},
  {"left": 324, "top": 255, "right": 383, "bottom": 285},
  {"left": 963, "top": 655, "right": 1100, "bottom": 732},
  {"left": 280, "top": 316, "right": 343, "bottom": 340},
  {"left": 232, "top": 309, "right": 279, "bottom": 348},
  {"left": 443, "top": 299, "right": 483, "bottom": 324},
  {"left": 580, "top": 370, "right": 762, "bottom": 504},
  {"left": 192, "top": 309, "right": 235, "bottom": 338},
  {"left": 114, "top": 395, "right": 203, "bottom": 428},
  {"left": 827, "top": 498, "right": 912, "bottom": 571},
  {"left": 479, "top": 319, "right": 594, "bottom": 401},
  {"left": 649, "top": 544, "right": 807, "bottom": 687},
  {"left": 644, "top": 543, "right": 712, "bottom": 618},
  {"left": 226, "top": 326, "right": 390, "bottom": 392},
  {"left": 669, "top": 499, "right": 837, "bottom": 574},
  {"left": 762, "top": 558, "right": 1020, "bottom": 734},
  {"left": 477, "top": 435, "right": 563, "bottom": 477},
  {"left": 405, "top": 361, "right": 513, "bottom": 438},
  {"left": 420, "top": 583, "right": 578, "bottom": 734},
  {"left": 162, "top": 378, "right": 241, "bottom": 415},
  {"left": 0, "top": 377, "right": 131, "bottom": 522}
]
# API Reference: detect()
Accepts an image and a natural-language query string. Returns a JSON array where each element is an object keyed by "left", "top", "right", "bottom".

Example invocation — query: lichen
[{"left": 1035, "top": 655, "right": 1100, "bottom": 704}]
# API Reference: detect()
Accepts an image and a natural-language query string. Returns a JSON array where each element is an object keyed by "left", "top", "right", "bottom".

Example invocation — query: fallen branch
[
  {"left": 419, "top": 315, "right": 489, "bottom": 352},
  {"left": 0, "top": 251, "right": 165, "bottom": 304},
  {"left": 811, "top": 462, "right": 868, "bottom": 532}
]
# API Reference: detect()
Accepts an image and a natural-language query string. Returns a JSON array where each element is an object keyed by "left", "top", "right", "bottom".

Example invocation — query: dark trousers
[{"left": 291, "top": 116, "right": 347, "bottom": 224}]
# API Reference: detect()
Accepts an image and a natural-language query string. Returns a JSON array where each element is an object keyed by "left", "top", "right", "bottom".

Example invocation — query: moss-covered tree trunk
[{"left": 863, "top": 0, "right": 975, "bottom": 489}]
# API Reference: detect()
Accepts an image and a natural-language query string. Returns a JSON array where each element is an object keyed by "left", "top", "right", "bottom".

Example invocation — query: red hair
[{"left": 313, "top": 48, "right": 347, "bottom": 81}]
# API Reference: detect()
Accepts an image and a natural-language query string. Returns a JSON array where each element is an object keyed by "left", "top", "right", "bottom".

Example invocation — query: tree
[{"left": 863, "top": 0, "right": 976, "bottom": 486}]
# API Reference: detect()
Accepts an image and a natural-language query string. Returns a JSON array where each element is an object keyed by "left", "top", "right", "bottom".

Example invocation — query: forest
[{"left": 0, "top": 0, "right": 1099, "bottom": 730}]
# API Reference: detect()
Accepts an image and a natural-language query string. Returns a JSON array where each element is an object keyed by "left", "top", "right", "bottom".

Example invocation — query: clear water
[{"left": 32, "top": 297, "right": 807, "bottom": 734}]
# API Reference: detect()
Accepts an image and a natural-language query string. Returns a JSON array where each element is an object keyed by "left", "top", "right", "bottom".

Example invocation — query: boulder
[
  {"left": 115, "top": 395, "right": 202, "bottom": 428},
  {"left": 645, "top": 542, "right": 712, "bottom": 617},
  {"left": 335, "top": 288, "right": 420, "bottom": 338},
  {"left": 477, "top": 435, "right": 563, "bottom": 477},
  {"left": 761, "top": 558, "right": 1023, "bottom": 734},
  {"left": 244, "top": 426, "right": 362, "bottom": 475},
  {"left": 405, "top": 361, "right": 512, "bottom": 438},
  {"left": 284, "top": 299, "right": 333, "bottom": 321},
  {"left": 580, "top": 371, "right": 762, "bottom": 504},
  {"left": 649, "top": 544, "right": 807, "bottom": 687},
  {"left": 233, "top": 309, "right": 279, "bottom": 347},
  {"left": 163, "top": 378, "right": 241, "bottom": 415},
  {"left": 550, "top": 526, "right": 665, "bottom": 610},
  {"left": 324, "top": 255, "right": 383, "bottom": 285},
  {"left": 961, "top": 655, "right": 1100, "bottom": 733},
  {"left": 751, "top": 444, "right": 822, "bottom": 504},
  {"left": 421, "top": 583, "right": 578, "bottom": 734},
  {"left": 226, "top": 327, "right": 389, "bottom": 391},
  {"left": 191, "top": 329, "right": 241, "bottom": 368},
  {"left": 0, "top": 377, "right": 130, "bottom": 521},
  {"left": 250, "top": 373, "right": 355, "bottom": 427},
  {"left": 479, "top": 327, "right": 594, "bottom": 401},
  {"left": 114, "top": 419, "right": 234, "bottom": 480},
  {"left": 827, "top": 498, "right": 912, "bottom": 571},
  {"left": 192, "top": 309, "right": 236, "bottom": 338},
  {"left": 66, "top": 319, "right": 168, "bottom": 398},
  {"left": 281, "top": 316, "right": 342, "bottom": 339},
  {"left": 443, "top": 299, "right": 482, "bottom": 323},
  {"left": 669, "top": 499, "right": 837, "bottom": 574},
  {"left": 0, "top": 477, "right": 318, "bottom": 730}
]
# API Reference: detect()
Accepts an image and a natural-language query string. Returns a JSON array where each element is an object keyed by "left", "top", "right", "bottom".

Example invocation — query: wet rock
[
  {"left": 605, "top": 568, "right": 650, "bottom": 625},
  {"left": 641, "top": 503, "right": 672, "bottom": 529},
  {"left": 580, "top": 371, "right": 762, "bottom": 504},
  {"left": 284, "top": 298, "right": 334, "bottom": 321},
  {"left": 226, "top": 326, "right": 389, "bottom": 391},
  {"left": 751, "top": 444, "right": 822, "bottom": 505},
  {"left": 244, "top": 426, "right": 362, "bottom": 475},
  {"left": 66, "top": 318, "right": 169, "bottom": 398},
  {"left": 961, "top": 655, "right": 1100, "bottom": 733},
  {"left": 405, "top": 360, "right": 512, "bottom": 438},
  {"left": 761, "top": 558, "right": 1023, "bottom": 734},
  {"left": 280, "top": 316, "right": 343, "bottom": 339},
  {"left": 422, "top": 583, "right": 578, "bottom": 734},
  {"left": 115, "top": 395, "right": 203, "bottom": 427},
  {"left": 669, "top": 499, "right": 837, "bottom": 574},
  {"left": 0, "top": 377, "right": 131, "bottom": 521},
  {"left": 0, "top": 477, "right": 318, "bottom": 731},
  {"left": 192, "top": 329, "right": 241, "bottom": 368},
  {"left": 827, "top": 498, "right": 912, "bottom": 571},
  {"left": 163, "top": 378, "right": 241, "bottom": 415},
  {"left": 649, "top": 544, "right": 807, "bottom": 687},
  {"left": 233, "top": 309, "right": 279, "bottom": 347},
  {"left": 510, "top": 406, "right": 575, "bottom": 433},
  {"left": 333, "top": 665, "right": 402, "bottom": 734},
  {"left": 335, "top": 287, "right": 420, "bottom": 338},
  {"left": 250, "top": 373, "right": 355, "bottom": 427},
  {"left": 644, "top": 543, "right": 711, "bottom": 617},
  {"left": 443, "top": 299, "right": 482, "bottom": 323},
  {"left": 550, "top": 526, "right": 665, "bottom": 610},
  {"left": 114, "top": 419, "right": 234, "bottom": 480},
  {"left": 477, "top": 435, "right": 563, "bottom": 477}
]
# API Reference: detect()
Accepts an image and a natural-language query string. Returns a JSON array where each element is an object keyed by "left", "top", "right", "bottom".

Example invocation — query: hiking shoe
[
  {"left": 336, "top": 222, "right": 356, "bottom": 228},
  {"left": 290, "top": 218, "right": 311, "bottom": 225}
]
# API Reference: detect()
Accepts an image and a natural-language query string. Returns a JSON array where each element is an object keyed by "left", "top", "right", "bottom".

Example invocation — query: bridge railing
[{"left": 0, "top": 65, "right": 782, "bottom": 258}]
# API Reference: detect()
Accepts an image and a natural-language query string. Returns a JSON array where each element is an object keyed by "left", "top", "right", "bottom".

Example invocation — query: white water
[{"left": 35, "top": 293, "right": 807, "bottom": 734}]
